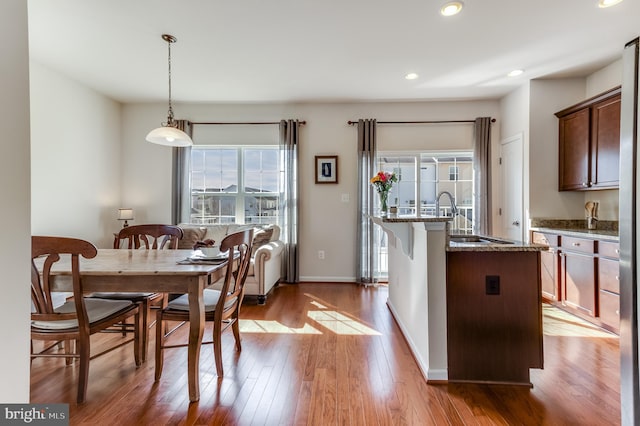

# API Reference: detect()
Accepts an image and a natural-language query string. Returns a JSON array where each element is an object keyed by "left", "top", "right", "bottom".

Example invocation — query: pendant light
[{"left": 146, "top": 34, "right": 193, "bottom": 147}]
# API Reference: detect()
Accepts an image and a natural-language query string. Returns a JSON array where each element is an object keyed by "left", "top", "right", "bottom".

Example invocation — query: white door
[{"left": 501, "top": 134, "right": 524, "bottom": 241}]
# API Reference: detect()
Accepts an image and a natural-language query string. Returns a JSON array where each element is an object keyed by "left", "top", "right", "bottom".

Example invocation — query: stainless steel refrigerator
[{"left": 620, "top": 37, "right": 640, "bottom": 426}]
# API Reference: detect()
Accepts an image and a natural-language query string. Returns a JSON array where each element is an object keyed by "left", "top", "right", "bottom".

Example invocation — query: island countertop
[
  {"left": 446, "top": 234, "right": 548, "bottom": 252},
  {"left": 381, "top": 214, "right": 452, "bottom": 223}
]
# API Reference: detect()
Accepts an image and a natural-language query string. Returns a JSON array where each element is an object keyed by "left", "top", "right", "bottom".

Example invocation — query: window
[
  {"left": 189, "top": 146, "right": 280, "bottom": 225},
  {"left": 374, "top": 151, "right": 474, "bottom": 278}
]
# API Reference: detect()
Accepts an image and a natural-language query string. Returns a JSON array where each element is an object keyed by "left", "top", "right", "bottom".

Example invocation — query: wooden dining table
[{"left": 46, "top": 248, "right": 227, "bottom": 403}]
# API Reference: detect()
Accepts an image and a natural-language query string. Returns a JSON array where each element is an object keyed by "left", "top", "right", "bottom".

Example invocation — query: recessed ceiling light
[
  {"left": 405, "top": 73, "right": 419, "bottom": 80},
  {"left": 507, "top": 69, "right": 524, "bottom": 77},
  {"left": 441, "top": 1, "right": 464, "bottom": 16},
  {"left": 598, "top": 0, "right": 623, "bottom": 8}
]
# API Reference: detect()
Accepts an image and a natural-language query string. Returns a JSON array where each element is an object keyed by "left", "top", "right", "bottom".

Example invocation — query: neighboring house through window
[{"left": 189, "top": 146, "right": 280, "bottom": 225}]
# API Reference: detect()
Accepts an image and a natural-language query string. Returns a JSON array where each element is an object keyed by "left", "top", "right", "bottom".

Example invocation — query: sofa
[{"left": 178, "top": 223, "right": 284, "bottom": 304}]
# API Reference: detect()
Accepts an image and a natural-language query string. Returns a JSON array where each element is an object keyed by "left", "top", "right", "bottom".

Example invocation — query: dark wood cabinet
[
  {"left": 532, "top": 230, "right": 620, "bottom": 334},
  {"left": 556, "top": 87, "right": 621, "bottom": 191},
  {"left": 560, "top": 236, "right": 596, "bottom": 316},
  {"left": 597, "top": 241, "right": 620, "bottom": 334}
]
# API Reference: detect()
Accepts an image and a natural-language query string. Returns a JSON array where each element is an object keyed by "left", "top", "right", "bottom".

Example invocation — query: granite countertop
[
  {"left": 381, "top": 214, "right": 452, "bottom": 223},
  {"left": 529, "top": 218, "right": 619, "bottom": 242},
  {"left": 446, "top": 235, "right": 547, "bottom": 252}
]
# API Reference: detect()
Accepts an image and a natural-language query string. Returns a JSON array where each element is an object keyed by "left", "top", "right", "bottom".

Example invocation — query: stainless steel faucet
[{"left": 435, "top": 191, "right": 458, "bottom": 217}]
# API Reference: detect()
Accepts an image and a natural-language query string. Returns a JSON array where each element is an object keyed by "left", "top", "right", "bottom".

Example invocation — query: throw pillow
[
  {"left": 178, "top": 227, "right": 207, "bottom": 249},
  {"left": 251, "top": 226, "right": 274, "bottom": 256}
]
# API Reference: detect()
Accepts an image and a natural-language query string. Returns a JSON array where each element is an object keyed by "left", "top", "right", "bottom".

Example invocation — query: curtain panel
[
  {"left": 473, "top": 117, "right": 492, "bottom": 235},
  {"left": 356, "top": 119, "right": 378, "bottom": 285},
  {"left": 279, "top": 119, "right": 300, "bottom": 283},
  {"left": 172, "top": 120, "right": 193, "bottom": 225}
]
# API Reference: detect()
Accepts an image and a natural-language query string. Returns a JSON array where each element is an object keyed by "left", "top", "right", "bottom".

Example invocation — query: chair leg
[
  {"left": 232, "top": 318, "right": 242, "bottom": 351},
  {"left": 213, "top": 321, "right": 224, "bottom": 377},
  {"left": 141, "top": 300, "right": 151, "bottom": 362},
  {"left": 65, "top": 340, "right": 75, "bottom": 365},
  {"left": 134, "top": 310, "right": 142, "bottom": 367},
  {"left": 154, "top": 309, "right": 164, "bottom": 381},
  {"left": 76, "top": 337, "right": 90, "bottom": 404}
]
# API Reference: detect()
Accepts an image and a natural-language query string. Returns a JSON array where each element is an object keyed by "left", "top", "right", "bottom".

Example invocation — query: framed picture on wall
[{"left": 315, "top": 155, "right": 338, "bottom": 184}]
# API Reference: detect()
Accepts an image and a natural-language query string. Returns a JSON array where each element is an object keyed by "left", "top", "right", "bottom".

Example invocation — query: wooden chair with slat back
[
  {"left": 31, "top": 236, "right": 142, "bottom": 403},
  {"left": 155, "top": 228, "right": 253, "bottom": 381},
  {"left": 92, "top": 224, "right": 184, "bottom": 361}
]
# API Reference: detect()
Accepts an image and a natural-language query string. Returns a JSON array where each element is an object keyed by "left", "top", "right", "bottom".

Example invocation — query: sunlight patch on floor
[
  {"left": 543, "top": 305, "right": 617, "bottom": 338},
  {"left": 307, "top": 310, "right": 382, "bottom": 335},
  {"left": 239, "top": 319, "right": 322, "bottom": 334}
]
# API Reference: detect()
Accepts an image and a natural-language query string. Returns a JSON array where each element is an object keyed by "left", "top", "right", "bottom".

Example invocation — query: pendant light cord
[{"left": 163, "top": 34, "right": 177, "bottom": 127}]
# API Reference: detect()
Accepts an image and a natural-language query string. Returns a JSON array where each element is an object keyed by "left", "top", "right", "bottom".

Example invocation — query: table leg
[{"left": 187, "top": 276, "right": 206, "bottom": 402}]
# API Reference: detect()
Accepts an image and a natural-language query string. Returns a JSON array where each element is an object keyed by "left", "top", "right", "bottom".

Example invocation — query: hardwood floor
[{"left": 30, "top": 283, "right": 621, "bottom": 425}]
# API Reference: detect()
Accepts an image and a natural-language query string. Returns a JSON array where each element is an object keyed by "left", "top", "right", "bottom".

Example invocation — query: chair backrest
[
  {"left": 31, "top": 236, "right": 98, "bottom": 331},
  {"left": 115, "top": 224, "right": 183, "bottom": 250},
  {"left": 216, "top": 229, "right": 254, "bottom": 321}
]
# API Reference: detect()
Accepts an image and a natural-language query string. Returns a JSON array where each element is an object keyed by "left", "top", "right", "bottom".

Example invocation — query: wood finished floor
[{"left": 30, "top": 283, "right": 621, "bottom": 425}]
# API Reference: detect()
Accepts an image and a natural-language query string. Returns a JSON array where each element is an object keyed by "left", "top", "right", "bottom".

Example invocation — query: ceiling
[{"left": 27, "top": 0, "right": 640, "bottom": 104}]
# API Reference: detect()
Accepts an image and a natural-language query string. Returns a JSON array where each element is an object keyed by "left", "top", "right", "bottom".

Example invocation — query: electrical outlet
[
  {"left": 486, "top": 275, "right": 500, "bottom": 295},
  {"left": 318, "top": 250, "right": 325, "bottom": 260},
  {"left": 341, "top": 193, "right": 350, "bottom": 203}
]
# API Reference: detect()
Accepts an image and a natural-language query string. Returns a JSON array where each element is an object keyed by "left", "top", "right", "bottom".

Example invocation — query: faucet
[{"left": 435, "top": 191, "right": 458, "bottom": 217}]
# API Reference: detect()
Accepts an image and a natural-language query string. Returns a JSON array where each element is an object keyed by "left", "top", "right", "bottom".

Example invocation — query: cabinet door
[
  {"left": 540, "top": 249, "right": 558, "bottom": 301},
  {"left": 562, "top": 251, "right": 596, "bottom": 316},
  {"left": 559, "top": 108, "right": 590, "bottom": 191},
  {"left": 591, "top": 94, "right": 621, "bottom": 189}
]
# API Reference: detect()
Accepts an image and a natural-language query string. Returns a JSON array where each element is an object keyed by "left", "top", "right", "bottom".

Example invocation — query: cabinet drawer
[
  {"left": 532, "top": 232, "right": 558, "bottom": 247},
  {"left": 599, "top": 290, "right": 620, "bottom": 332},
  {"left": 598, "top": 241, "right": 620, "bottom": 259},
  {"left": 561, "top": 236, "right": 595, "bottom": 254},
  {"left": 598, "top": 258, "right": 620, "bottom": 294}
]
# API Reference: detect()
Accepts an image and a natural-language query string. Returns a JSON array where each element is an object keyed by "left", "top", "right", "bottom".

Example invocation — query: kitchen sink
[{"left": 449, "top": 235, "right": 514, "bottom": 244}]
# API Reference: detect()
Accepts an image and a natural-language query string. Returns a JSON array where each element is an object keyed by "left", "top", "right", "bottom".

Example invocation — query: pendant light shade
[{"left": 146, "top": 34, "right": 192, "bottom": 147}]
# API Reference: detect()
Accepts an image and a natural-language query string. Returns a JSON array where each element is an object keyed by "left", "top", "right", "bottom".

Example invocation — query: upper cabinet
[{"left": 555, "top": 87, "right": 621, "bottom": 191}]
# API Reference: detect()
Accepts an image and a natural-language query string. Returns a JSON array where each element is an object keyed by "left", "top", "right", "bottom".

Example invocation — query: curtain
[
  {"left": 279, "top": 119, "right": 300, "bottom": 283},
  {"left": 473, "top": 117, "right": 492, "bottom": 235},
  {"left": 172, "top": 120, "right": 193, "bottom": 225},
  {"left": 356, "top": 119, "right": 378, "bottom": 285}
]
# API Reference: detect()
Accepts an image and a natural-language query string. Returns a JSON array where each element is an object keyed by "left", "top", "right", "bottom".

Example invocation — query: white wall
[
  {"left": 122, "top": 100, "right": 499, "bottom": 281},
  {"left": 529, "top": 78, "right": 587, "bottom": 219},
  {"left": 0, "top": 0, "right": 31, "bottom": 403},
  {"left": 30, "top": 61, "right": 122, "bottom": 248}
]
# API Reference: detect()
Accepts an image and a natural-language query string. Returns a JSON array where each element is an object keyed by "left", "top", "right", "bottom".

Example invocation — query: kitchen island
[{"left": 374, "top": 214, "right": 547, "bottom": 385}]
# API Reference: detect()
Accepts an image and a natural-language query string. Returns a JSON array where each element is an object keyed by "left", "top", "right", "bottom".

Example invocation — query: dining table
[{"left": 45, "top": 248, "right": 228, "bottom": 403}]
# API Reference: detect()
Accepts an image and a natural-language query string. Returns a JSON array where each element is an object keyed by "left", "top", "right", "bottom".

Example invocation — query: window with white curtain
[{"left": 189, "top": 146, "right": 280, "bottom": 225}]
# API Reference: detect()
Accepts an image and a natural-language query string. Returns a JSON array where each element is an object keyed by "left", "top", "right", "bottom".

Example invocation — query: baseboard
[
  {"left": 386, "top": 299, "right": 448, "bottom": 383},
  {"left": 298, "top": 276, "right": 357, "bottom": 283}
]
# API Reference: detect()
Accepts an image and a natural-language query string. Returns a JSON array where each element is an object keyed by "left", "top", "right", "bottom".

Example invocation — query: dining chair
[
  {"left": 30, "top": 236, "right": 142, "bottom": 403},
  {"left": 92, "top": 224, "right": 183, "bottom": 361},
  {"left": 154, "top": 228, "right": 253, "bottom": 380}
]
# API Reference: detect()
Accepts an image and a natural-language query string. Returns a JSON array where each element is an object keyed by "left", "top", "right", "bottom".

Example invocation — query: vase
[{"left": 379, "top": 191, "right": 389, "bottom": 216}]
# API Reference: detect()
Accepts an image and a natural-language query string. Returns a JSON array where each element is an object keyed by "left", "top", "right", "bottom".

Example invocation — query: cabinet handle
[
  {"left": 572, "top": 242, "right": 580, "bottom": 247},
  {"left": 512, "top": 220, "right": 520, "bottom": 226},
  {"left": 616, "top": 310, "right": 620, "bottom": 316},
  {"left": 616, "top": 276, "right": 620, "bottom": 281},
  {"left": 616, "top": 249, "right": 620, "bottom": 254}
]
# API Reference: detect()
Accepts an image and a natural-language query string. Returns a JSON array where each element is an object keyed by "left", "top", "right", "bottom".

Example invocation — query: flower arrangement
[
  {"left": 370, "top": 171, "right": 398, "bottom": 214},
  {"left": 370, "top": 171, "right": 398, "bottom": 193}
]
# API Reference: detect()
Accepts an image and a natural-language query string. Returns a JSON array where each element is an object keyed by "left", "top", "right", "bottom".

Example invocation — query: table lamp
[{"left": 117, "top": 208, "right": 134, "bottom": 228}]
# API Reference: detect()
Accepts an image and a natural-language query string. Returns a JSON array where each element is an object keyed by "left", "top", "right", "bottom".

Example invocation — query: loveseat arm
[{"left": 253, "top": 240, "right": 285, "bottom": 294}]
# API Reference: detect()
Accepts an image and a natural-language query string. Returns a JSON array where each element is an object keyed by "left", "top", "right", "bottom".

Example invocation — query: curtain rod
[
  {"left": 191, "top": 120, "right": 306, "bottom": 126},
  {"left": 347, "top": 118, "right": 496, "bottom": 125}
]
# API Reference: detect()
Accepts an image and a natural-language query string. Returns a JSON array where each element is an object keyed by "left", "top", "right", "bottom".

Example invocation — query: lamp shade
[
  {"left": 146, "top": 126, "right": 193, "bottom": 147},
  {"left": 117, "top": 208, "right": 134, "bottom": 221}
]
